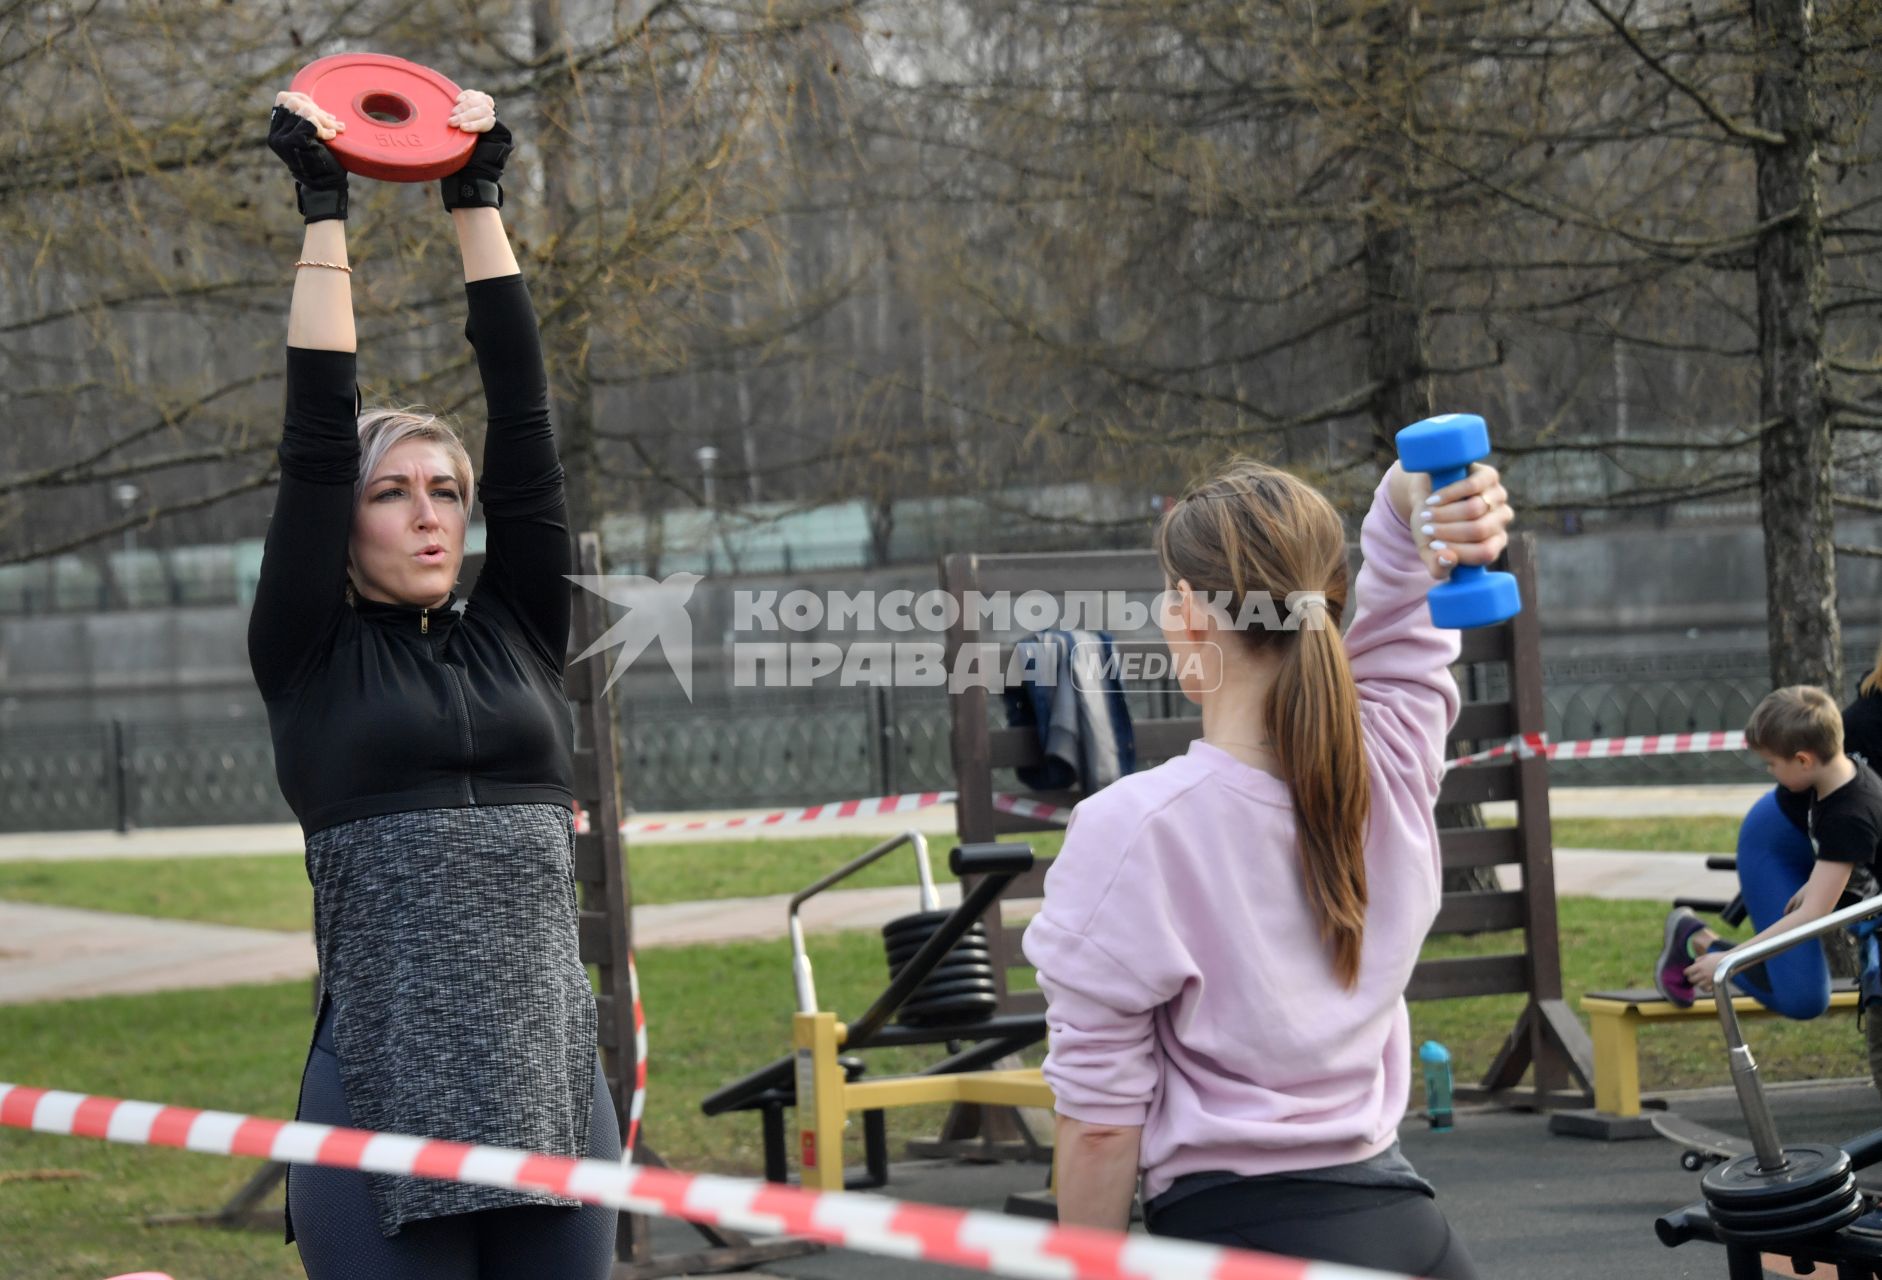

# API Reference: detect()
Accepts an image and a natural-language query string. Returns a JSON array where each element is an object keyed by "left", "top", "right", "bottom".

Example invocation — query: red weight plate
[{"left": 289, "top": 53, "right": 476, "bottom": 183}]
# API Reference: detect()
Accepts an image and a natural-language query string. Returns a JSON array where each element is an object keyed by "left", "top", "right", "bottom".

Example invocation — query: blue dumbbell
[{"left": 1394, "top": 413, "right": 1522, "bottom": 629}]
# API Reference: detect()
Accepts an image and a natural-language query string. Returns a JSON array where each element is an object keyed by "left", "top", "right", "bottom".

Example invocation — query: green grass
[
  {"left": 0, "top": 820, "right": 1744, "bottom": 936},
  {"left": 1409, "top": 897, "right": 1863, "bottom": 1102},
  {"left": 2, "top": 894, "right": 1863, "bottom": 1277},
  {"left": 0, "top": 982, "right": 314, "bottom": 1279},
  {"left": 0, "top": 856, "right": 316, "bottom": 933},
  {"left": 0, "top": 932, "right": 1004, "bottom": 1279},
  {"left": 1507, "top": 815, "right": 1743, "bottom": 854},
  {"left": 0, "top": 831, "right": 1071, "bottom": 933},
  {"left": 629, "top": 830, "right": 1068, "bottom": 904}
]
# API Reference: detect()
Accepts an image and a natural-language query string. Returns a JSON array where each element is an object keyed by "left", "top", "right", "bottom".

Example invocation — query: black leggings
[
  {"left": 1146, "top": 1177, "right": 1481, "bottom": 1279},
  {"left": 289, "top": 1002, "right": 621, "bottom": 1280}
]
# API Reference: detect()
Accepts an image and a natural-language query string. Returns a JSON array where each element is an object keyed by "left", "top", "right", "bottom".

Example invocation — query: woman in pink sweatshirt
[{"left": 1024, "top": 457, "right": 1510, "bottom": 1277}]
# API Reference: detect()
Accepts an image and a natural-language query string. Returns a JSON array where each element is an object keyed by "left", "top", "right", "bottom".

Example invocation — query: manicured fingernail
[
  {"left": 1420, "top": 523, "right": 1435, "bottom": 536},
  {"left": 1417, "top": 510, "right": 1430, "bottom": 523},
  {"left": 1431, "top": 540, "right": 1449, "bottom": 553}
]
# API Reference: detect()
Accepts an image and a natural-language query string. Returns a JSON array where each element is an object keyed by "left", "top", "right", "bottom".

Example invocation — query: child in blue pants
[{"left": 1656, "top": 686, "right": 1882, "bottom": 1011}]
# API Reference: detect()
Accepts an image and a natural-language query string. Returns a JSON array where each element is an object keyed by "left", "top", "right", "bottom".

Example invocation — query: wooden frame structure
[
  {"left": 939, "top": 532, "right": 1594, "bottom": 1111},
  {"left": 566, "top": 532, "right": 820, "bottom": 1277}
]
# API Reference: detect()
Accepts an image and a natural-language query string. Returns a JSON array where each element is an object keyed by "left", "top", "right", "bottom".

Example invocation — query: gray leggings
[
  {"left": 289, "top": 1001, "right": 621, "bottom": 1279},
  {"left": 1146, "top": 1177, "right": 1480, "bottom": 1279}
]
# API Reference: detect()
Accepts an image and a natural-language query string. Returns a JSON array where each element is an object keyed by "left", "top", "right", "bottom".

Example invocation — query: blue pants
[
  {"left": 289, "top": 999, "right": 622, "bottom": 1279},
  {"left": 1721, "top": 788, "right": 1831, "bottom": 1020}
]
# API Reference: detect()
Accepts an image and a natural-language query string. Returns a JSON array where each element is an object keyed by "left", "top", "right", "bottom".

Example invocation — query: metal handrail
[
  {"left": 788, "top": 830, "right": 936, "bottom": 1015},
  {"left": 1710, "top": 892, "right": 1882, "bottom": 1170}
]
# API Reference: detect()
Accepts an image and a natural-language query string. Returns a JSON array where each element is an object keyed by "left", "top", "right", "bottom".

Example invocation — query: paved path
[
  {"left": 0, "top": 784, "right": 1759, "bottom": 1005},
  {"left": 0, "top": 901, "right": 319, "bottom": 1005},
  {"left": 0, "top": 850, "right": 1723, "bottom": 1007},
  {"left": 0, "top": 783, "right": 1770, "bottom": 863},
  {"left": 0, "top": 884, "right": 1002, "bottom": 1005},
  {"left": 1502, "top": 849, "right": 1737, "bottom": 903}
]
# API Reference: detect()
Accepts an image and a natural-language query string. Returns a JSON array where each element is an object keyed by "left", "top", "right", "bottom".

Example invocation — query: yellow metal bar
[
  {"left": 1628, "top": 990, "right": 1860, "bottom": 1022},
  {"left": 841, "top": 1068, "right": 1054, "bottom": 1114},
  {"left": 792, "top": 1011, "right": 848, "bottom": 1192},
  {"left": 1589, "top": 1008, "right": 1640, "bottom": 1117}
]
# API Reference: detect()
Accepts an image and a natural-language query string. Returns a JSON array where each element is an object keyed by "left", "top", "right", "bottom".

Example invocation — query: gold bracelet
[{"left": 294, "top": 259, "right": 353, "bottom": 274}]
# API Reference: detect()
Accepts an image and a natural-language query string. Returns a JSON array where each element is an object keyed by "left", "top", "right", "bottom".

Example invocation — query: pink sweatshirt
[{"left": 1022, "top": 476, "right": 1462, "bottom": 1200}]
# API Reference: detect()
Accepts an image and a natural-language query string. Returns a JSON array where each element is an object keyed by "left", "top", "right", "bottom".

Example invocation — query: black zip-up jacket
[{"left": 248, "top": 274, "right": 575, "bottom": 836}]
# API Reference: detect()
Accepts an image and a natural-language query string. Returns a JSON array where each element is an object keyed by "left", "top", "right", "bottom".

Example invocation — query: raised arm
[
  {"left": 247, "top": 95, "right": 360, "bottom": 701},
  {"left": 445, "top": 98, "right": 572, "bottom": 673},
  {"left": 1343, "top": 464, "right": 1511, "bottom": 797}
]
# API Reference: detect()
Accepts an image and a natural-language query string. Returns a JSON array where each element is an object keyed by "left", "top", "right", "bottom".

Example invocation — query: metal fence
[{"left": 0, "top": 646, "right": 1856, "bottom": 832}]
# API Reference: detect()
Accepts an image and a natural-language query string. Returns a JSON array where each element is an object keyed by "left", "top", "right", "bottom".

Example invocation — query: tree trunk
[
  {"left": 867, "top": 496, "right": 893, "bottom": 568},
  {"left": 1362, "top": 2, "right": 1430, "bottom": 466},
  {"left": 1360, "top": 2, "right": 1495, "bottom": 896},
  {"left": 531, "top": 0, "right": 604, "bottom": 541},
  {"left": 1751, "top": 0, "right": 1840, "bottom": 693},
  {"left": 1364, "top": 215, "right": 1429, "bottom": 456}
]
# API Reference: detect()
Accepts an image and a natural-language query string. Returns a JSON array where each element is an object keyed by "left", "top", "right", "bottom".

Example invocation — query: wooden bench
[
  {"left": 939, "top": 532, "right": 1595, "bottom": 1122},
  {"left": 1583, "top": 984, "right": 1862, "bottom": 1117}
]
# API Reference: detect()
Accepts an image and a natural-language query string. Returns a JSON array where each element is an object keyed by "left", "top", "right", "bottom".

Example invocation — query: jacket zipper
[
  {"left": 428, "top": 610, "right": 477, "bottom": 805},
  {"left": 445, "top": 665, "right": 476, "bottom": 805}
]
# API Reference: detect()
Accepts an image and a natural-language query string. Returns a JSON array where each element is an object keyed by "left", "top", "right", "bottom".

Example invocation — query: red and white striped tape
[
  {"left": 0, "top": 1082, "right": 1403, "bottom": 1280},
  {"left": 567, "top": 801, "right": 647, "bottom": 1151},
  {"left": 1442, "top": 732, "right": 1548, "bottom": 769},
  {"left": 580, "top": 792, "right": 954, "bottom": 838},
  {"left": 626, "top": 952, "right": 645, "bottom": 1155},
  {"left": 584, "top": 791, "right": 1070, "bottom": 836},
  {"left": 991, "top": 792, "right": 1077, "bottom": 826},
  {"left": 1443, "top": 730, "right": 1749, "bottom": 770},
  {"left": 572, "top": 729, "right": 1757, "bottom": 840},
  {"left": 627, "top": 790, "right": 952, "bottom": 836}
]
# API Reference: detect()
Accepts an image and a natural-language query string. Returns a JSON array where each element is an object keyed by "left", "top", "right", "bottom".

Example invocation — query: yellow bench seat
[{"left": 1582, "top": 985, "right": 1860, "bottom": 1117}]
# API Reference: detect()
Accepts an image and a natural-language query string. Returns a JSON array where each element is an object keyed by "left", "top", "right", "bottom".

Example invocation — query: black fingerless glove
[
  {"left": 268, "top": 106, "right": 349, "bottom": 223},
  {"left": 440, "top": 120, "right": 513, "bottom": 211}
]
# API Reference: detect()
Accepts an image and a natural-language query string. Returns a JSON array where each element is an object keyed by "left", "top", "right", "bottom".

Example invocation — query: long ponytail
[
  {"left": 1269, "top": 602, "right": 1371, "bottom": 988},
  {"left": 1157, "top": 457, "right": 1374, "bottom": 988}
]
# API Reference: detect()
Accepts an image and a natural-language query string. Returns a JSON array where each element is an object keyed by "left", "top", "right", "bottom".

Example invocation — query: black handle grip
[
  {"left": 1654, "top": 1203, "right": 1709, "bottom": 1248},
  {"left": 951, "top": 842, "right": 1035, "bottom": 877},
  {"left": 1845, "top": 1125, "right": 1882, "bottom": 1170}
]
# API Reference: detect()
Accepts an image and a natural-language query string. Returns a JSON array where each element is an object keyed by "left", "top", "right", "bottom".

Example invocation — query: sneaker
[{"left": 1655, "top": 907, "right": 1708, "bottom": 1008}]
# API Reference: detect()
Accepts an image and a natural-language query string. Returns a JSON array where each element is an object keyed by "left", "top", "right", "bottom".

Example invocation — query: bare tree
[{"left": 0, "top": 0, "right": 888, "bottom": 566}]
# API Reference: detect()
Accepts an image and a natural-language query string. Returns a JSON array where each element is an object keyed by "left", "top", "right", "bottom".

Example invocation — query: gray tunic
[{"left": 302, "top": 801, "right": 596, "bottom": 1236}]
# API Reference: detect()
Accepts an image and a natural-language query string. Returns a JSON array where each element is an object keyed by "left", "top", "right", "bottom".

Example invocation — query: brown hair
[
  {"left": 1745, "top": 685, "right": 1843, "bottom": 761},
  {"left": 1862, "top": 638, "right": 1882, "bottom": 697},
  {"left": 1155, "top": 457, "right": 1371, "bottom": 987}
]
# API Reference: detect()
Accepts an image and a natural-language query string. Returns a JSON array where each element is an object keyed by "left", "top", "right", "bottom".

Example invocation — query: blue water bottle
[{"left": 1420, "top": 1040, "right": 1454, "bottom": 1132}]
